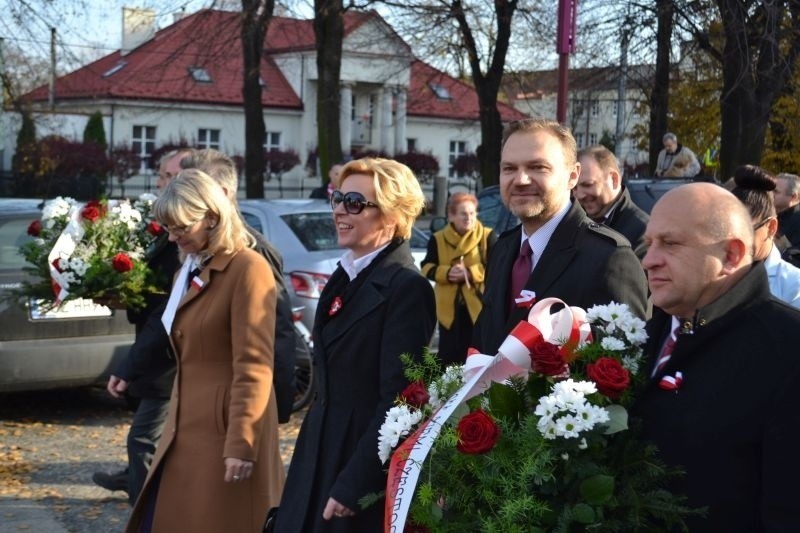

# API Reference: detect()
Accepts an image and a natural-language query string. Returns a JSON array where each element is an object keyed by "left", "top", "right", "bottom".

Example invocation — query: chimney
[{"left": 121, "top": 7, "right": 156, "bottom": 56}]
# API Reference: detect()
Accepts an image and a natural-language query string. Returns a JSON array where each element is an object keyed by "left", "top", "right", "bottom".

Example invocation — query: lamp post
[{"left": 556, "top": 0, "right": 577, "bottom": 124}]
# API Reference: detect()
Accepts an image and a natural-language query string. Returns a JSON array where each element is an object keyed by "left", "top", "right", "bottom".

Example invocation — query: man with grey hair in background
[
  {"left": 654, "top": 132, "right": 701, "bottom": 178},
  {"left": 774, "top": 172, "right": 800, "bottom": 247},
  {"left": 576, "top": 145, "right": 649, "bottom": 258}
]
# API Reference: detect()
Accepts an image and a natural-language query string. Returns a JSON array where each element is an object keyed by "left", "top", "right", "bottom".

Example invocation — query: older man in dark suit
[
  {"left": 472, "top": 119, "right": 648, "bottom": 355},
  {"left": 576, "top": 145, "right": 649, "bottom": 258},
  {"left": 636, "top": 182, "right": 800, "bottom": 530}
]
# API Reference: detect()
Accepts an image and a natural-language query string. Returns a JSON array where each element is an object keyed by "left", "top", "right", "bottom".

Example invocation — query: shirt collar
[
  {"left": 520, "top": 199, "right": 571, "bottom": 269},
  {"left": 340, "top": 241, "right": 391, "bottom": 281}
]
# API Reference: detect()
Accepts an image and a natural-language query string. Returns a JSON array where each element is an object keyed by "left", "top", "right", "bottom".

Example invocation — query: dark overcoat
[
  {"left": 473, "top": 200, "right": 649, "bottom": 354},
  {"left": 126, "top": 248, "right": 284, "bottom": 532},
  {"left": 604, "top": 185, "right": 649, "bottom": 259},
  {"left": 635, "top": 263, "right": 800, "bottom": 530},
  {"left": 275, "top": 241, "right": 436, "bottom": 532}
]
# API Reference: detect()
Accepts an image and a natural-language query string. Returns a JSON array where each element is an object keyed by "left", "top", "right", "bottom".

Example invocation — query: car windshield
[{"left": 281, "top": 212, "right": 340, "bottom": 251}]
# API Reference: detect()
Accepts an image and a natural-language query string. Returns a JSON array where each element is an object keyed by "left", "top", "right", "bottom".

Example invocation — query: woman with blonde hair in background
[
  {"left": 275, "top": 158, "right": 436, "bottom": 532},
  {"left": 126, "top": 169, "right": 284, "bottom": 532},
  {"left": 422, "top": 192, "right": 495, "bottom": 365}
]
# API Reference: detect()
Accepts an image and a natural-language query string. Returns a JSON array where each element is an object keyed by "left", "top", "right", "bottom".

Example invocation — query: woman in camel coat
[{"left": 126, "top": 170, "right": 284, "bottom": 532}]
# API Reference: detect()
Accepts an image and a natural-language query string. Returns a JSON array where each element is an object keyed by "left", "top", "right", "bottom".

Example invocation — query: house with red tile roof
[{"left": 2, "top": 7, "right": 526, "bottom": 193}]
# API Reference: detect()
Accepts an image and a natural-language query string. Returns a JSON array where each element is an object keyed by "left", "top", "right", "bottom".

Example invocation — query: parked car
[{"left": 0, "top": 199, "right": 135, "bottom": 393}]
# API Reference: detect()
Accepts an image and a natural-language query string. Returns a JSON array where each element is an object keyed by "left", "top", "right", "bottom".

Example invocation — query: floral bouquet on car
[
  {"left": 15, "top": 195, "right": 166, "bottom": 311},
  {"left": 378, "top": 299, "right": 697, "bottom": 532}
]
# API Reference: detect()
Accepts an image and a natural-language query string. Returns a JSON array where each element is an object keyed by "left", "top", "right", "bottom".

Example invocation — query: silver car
[
  {"left": 239, "top": 198, "right": 430, "bottom": 332},
  {"left": 0, "top": 199, "right": 135, "bottom": 392}
]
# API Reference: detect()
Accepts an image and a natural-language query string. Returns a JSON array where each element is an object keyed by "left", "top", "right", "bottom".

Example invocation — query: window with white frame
[
  {"left": 449, "top": 140, "right": 467, "bottom": 178},
  {"left": 591, "top": 99, "right": 600, "bottom": 117},
  {"left": 198, "top": 128, "right": 221, "bottom": 150},
  {"left": 264, "top": 131, "right": 281, "bottom": 152},
  {"left": 132, "top": 125, "right": 156, "bottom": 173},
  {"left": 589, "top": 133, "right": 598, "bottom": 146},
  {"left": 612, "top": 101, "right": 618, "bottom": 116},
  {"left": 575, "top": 133, "right": 584, "bottom": 148}
]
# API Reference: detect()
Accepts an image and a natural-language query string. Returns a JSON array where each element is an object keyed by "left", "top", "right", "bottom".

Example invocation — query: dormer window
[
  {"left": 429, "top": 83, "right": 451, "bottom": 100},
  {"left": 189, "top": 67, "right": 212, "bottom": 83},
  {"left": 102, "top": 61, "right": 127, "bottom": 78}
]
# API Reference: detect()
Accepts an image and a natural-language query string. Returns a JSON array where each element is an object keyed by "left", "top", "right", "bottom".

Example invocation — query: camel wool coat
[{"left": 126, "top": 248, "right": 284, "bottom": 533}]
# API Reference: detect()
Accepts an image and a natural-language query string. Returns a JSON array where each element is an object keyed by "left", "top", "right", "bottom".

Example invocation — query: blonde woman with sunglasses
[{"left": 275, "top": 158, "right": 436, "bottom": 532}]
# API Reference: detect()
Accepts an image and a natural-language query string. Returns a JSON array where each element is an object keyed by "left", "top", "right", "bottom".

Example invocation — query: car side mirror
[{"left": 429, "top": 216, "right": 447, "bottom": 233}]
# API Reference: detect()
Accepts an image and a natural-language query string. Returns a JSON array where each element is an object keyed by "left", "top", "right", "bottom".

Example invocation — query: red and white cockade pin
[
  {"left": 328, "top": 296, "right": 343, "bottom": 316},
  {"left": 190, "top": 276, "right": 205, "bottom": 292},
  {"left": 658, "top": 371, "right": 683, "bottom": 391},
  {"left": 515, "top": 290, "right": 536, "bottom": 309}
]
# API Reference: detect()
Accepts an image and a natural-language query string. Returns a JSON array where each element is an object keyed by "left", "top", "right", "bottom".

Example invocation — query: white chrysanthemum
[
  {"left": 34, "top": 237, "right": 45, "bottom": 246},
  {"left": 578, "top": 437, "right": 588, "bottom": 450},
  {"left": 428, "top": 364, "right": 464, "bottom": 409},
  {"left": 377, "top": 405, "right": 423, "bottom": 463},
  {"left": 555, "top": 415, "right": 582, "bottom": 439},
  {"left": 137, "top": 192, "right": 157, "bottom": 204},
  {"left": 623, "top": 325, "right": 648, "bottom": 345},
  {"left": 41, "top": 197, "right": 74, "bottom": 222},
  {"left": 68, "top": 257, "right": 88, "bottom": 277},
  {"left": 600, "top": 337, "right": 626, "bottom": 351}
]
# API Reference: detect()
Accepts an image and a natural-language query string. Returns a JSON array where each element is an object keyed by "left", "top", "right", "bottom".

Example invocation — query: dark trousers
[{"left": 127, "top": 396, "right": 170, "bottom": 505}]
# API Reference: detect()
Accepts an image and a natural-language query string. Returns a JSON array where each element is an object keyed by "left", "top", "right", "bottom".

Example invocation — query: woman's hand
[
  {"left": 224, "top": 457, "right": 254, "bottom": 483},
  {"left": 106, "top": 375, "right": 129, "bottom": 399},
  {"left": 322, "top": 497, "right": 355, "bottom": 520},
  {"left": 447, "top": 264, "right": 472, "bottom": 284}
]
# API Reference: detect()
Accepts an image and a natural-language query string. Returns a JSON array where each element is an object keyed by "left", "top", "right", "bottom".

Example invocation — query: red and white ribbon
[
  {"left": 515, "top": 289, "right": 536, "bottom": 308},
  {"left": 658, "top": 371, "right": 684, "bottom": 391},
  {"left": 47, "top": 204, "right": 85, "bottom": 304},
  {"left": 384, "top": 298, "right": 591, "bottom": 532}
]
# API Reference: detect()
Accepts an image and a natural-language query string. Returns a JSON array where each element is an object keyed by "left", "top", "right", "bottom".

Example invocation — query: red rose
[
  {"left": 586, "top": 357, "right": 631, "bottom": 400},
  {"left": 146, "top": 221, "right": 163, "bottom": 236},
  {"left": 51, "top": 257, "right": 64, "bottom": 273},
  {"left": 530, "top": 340, "right": 568, "bottom": 376},
  {"left": 399, "top": 380, "right": 430, "bottom": 408},
  {"left": 111, "top": 253, "right": 134, "bottom": 273},
  {"left": 456, "top": 409, "right": 500, "bottom": 455},
  {"left": 81, "top": 205, "right": 101, "bottom": 222},
  {"left": 27, "top": 219, "right": 42, "bottom": 236},
  {"left": 85, "top": 199, "right": 107, "bottom": 215}
]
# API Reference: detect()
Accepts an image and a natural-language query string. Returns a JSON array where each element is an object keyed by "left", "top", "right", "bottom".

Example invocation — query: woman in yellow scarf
[{"left": 421, "top": 193, "right": 496, "bottom": 366}]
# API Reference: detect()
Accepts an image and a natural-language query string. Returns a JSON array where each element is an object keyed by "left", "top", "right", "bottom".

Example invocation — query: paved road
[{"left": 0, "top": 388, "right": 302, "bottom": 532}]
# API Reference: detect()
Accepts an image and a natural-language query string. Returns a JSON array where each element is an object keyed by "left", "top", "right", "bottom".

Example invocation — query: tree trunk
[
  {"left": 715, "top": 0, "right": 800, "bottom": 180},
  {"left": 451, "top": 0, "right": 517, "bottom": 188},
  {"left": 241, "top": 0, "right": 275, "bottom": 198},
  {"left": 315, "top": 0, "right": 344, "bottom": 185},
  {"left": 649, "top": 0, "right": 673, "bottom": 175}
]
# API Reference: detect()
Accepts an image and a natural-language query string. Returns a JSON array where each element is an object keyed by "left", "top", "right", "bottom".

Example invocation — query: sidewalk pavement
[{"left": 0, "top": 498, "right": 69, "bottom": 532}]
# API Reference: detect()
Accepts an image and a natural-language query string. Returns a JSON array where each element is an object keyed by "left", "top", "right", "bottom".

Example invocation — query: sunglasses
[
  {"left": 752, "top": 217, "right": 773, "bottom": 231},
  {"left": 330, "top": 190, "right": 379, "bottom": 215}
]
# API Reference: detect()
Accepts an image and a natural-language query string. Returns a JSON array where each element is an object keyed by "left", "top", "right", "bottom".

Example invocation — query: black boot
[{"left": 92, "top": 469, "right": 129, "bottom": 494}]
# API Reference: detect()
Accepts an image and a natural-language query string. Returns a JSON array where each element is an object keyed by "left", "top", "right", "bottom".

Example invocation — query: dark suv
[{"left": 0, "top": 199, "right": 135, "bottom": 392}]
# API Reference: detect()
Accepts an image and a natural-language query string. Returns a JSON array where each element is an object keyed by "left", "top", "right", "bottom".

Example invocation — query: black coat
[
  {"left": 115, "top": 226, "right": 297, "bottom": 423},
  {"left": 276, "top": 240, "right": 436, "bottom": 533},
  {"left": 118, "top": 233, "right": 179, "bottom": 398},
  {"left": 473, "top": 200, "right": 649, "bottom": 355},
  {"left": 635, "top": 263, "right": 800, "bottom": 531},
  {"left": 604, "top": 185, "right": 649, "bottom": 259}
]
